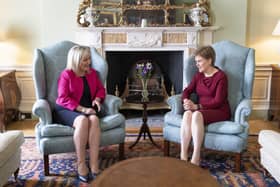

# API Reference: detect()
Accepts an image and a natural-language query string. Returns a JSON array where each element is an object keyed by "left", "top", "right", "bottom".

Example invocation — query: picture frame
[{"left": 96, "top": 11, "right": 118, "bottom": 26}]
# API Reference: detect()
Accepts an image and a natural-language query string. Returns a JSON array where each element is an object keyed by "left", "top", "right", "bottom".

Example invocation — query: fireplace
[
  {"left": 106, "top": 51, "right": 183, "bottom": 97},
  {"left": 106, "top": 51, "right": 183, "bottom": 110},
  {"left": 75, "top": 26, "right": 218, "bottom": 109}
]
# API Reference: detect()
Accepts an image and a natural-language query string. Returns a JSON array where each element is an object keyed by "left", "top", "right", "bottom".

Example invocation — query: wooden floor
[{"left": 5, "top": 119, "right": 280, "bottom": 137}]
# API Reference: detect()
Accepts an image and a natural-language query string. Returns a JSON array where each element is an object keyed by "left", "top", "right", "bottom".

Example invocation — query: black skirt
[{"left": 53, "top": 104, "right": 105, "bottom": 127}]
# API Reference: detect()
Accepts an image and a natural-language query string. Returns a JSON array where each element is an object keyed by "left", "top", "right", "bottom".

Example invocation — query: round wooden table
[{"left": 91, "top": 156, "right": 220, "bottom": 187}]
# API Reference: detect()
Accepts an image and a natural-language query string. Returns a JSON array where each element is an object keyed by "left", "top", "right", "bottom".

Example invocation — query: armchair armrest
[
  {"left": 103, "top": 94, "right": 123, "bottom": 115},
  {"left": 32, "top": 99, "right": 52, "bottom": 125},
  {"left": 167, "top": 94, "right": 183, "bottom": 115},
  {"left": 234, "top": 99, "right": 252, "bottom": 126}
]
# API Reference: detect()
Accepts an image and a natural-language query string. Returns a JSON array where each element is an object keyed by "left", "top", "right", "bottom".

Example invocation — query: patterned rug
[
  {"left": 125, "top": 113, "right": 164, "bottom": 129},
  {"left": 4, "top": 136, "right": 280, "bottom": 187}
]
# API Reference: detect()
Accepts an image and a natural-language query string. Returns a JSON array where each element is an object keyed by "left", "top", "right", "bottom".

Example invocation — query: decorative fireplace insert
[
  {"left": 115, "top": 59, "right": 171, "bottom": 110},
  {"left": 125, "top": 60, "right": 166, "bottom": 100}
]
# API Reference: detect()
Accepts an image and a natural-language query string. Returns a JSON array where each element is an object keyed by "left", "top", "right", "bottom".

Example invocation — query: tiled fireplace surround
[{"left": 76, "top": 26, "right": 218, "bottom": 99}]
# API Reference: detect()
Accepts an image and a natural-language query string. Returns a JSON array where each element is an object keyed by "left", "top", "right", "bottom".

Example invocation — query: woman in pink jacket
[{"left": 54, "top": 45, "right": 105, "bottom": 183}]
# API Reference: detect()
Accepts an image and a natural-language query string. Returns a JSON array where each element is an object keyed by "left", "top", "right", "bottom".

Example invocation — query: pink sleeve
[{"left": 56, "top": 71, "right": 79, "bottom": 110}]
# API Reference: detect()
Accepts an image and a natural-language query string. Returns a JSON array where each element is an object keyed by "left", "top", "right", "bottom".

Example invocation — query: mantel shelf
[{"left": 76, "top": 26, "right": 220, "bottom": 32}]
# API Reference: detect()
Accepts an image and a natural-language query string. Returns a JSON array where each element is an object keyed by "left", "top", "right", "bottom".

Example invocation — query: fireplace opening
[
  {"left": 123, "top": 59, "right": 167, "bottom": 104},
  {"left": 106, "top": 51, "right": 184, "bottom": 100}
]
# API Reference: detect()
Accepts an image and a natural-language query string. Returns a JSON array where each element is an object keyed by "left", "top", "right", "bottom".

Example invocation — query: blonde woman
[{"left": 54, "top": 45, "right": 105, "bottom": 183}]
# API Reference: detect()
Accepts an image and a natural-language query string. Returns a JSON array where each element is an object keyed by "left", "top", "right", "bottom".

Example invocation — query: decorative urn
[
  {"left": 189, "top": 3, "right": 204, "bottom": 26},
  {"left": 84, "top": 3, "right": 100, "bottom": 27}
]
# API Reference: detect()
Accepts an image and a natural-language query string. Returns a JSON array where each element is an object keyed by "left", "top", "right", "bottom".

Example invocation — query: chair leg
[
  {"left": 235, "top": 153, "right": 241, "bottom": 172},
  {"left": 14, "top": 168, "right": 19, "bottom": 180},
  {"left": 44, "top": 154, "right": 50, "bottom": 176},
  {"left": 164, "top": 140, "right": 170, "bottom": 156},
  {"left": 119, "top": 143, "right": 125, "bottom": 160}
]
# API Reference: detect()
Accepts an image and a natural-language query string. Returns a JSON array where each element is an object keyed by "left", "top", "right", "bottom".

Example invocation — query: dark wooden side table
[
  {"left": 268, "top": 65, "right": 280, "bottom": 128},
  {"left": 0, "top": 71, "right": 21, "bottom": 131},
  {"left": 129, "top": 101, "right": 161, "bottom": 149}
]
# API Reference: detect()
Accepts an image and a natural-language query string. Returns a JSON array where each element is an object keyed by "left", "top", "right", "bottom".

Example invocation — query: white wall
[
  {"left": 211, "top": 0, "right": 248, "bottom": 45},
  {"left": 40, "top": 0, "right": 80, "bottom": 46},
  {"left": 0, "top": 0, "right": 41, "bottom": 66},
  {"left": 247, "top": 0, "right": 280, "bottom": 64},
  {"left": 1, "top": 0, "right": 279, "bottom": 66}
]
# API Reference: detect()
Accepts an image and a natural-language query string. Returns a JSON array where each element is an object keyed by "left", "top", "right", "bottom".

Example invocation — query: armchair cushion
[
  {"left": 41, "top": 124, "right": 74, "bottom": 137},
  {"left": 41, "top": 114, "right": 125, "bottom": 137},
  {"left": 206, "top": 121, "right": 244, "bottom": 135},
  {"left": 0, "top": 131, "right": 24, "bottom": 167},
  {"left": 259, "top": 130, "right": 280, "bottom": 157}
]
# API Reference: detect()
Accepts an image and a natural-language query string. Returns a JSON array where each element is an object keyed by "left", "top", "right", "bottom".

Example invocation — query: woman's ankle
[
  {"left": 90, "top": 166, "right": 100, "bottom": 174},
  {"left": 180, "top": 152, "right": 188, "bottom": 161},
  {"left": 190, "top": 157, "right": 200, "bottom": 166},
  {"left": 78, "top": 162, "right": 89, "bottom": 175}
]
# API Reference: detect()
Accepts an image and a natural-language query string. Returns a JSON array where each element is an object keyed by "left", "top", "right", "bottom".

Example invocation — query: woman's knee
[
  {"left": 89, "top": 115, "right": 100, "bottom": 128},
  {"left": 183, "top": 110, "right": 192, "bottom": 119},
  {"left": 192, "top": 111, "right": 202, "bottom": 118},
  {"left": 192, "top": 111, "right": 204, "bottom": 123},
  {"left": 73, "top": 115, "right": 89, "bottom": 129},
  {"left": 181, "top": 111, "right": 192, "bottom": 127}
]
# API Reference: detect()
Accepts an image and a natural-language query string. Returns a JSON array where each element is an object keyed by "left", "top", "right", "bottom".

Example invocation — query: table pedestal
[{"left": 129, "top": 102, "right": 161, "bottom": 149}]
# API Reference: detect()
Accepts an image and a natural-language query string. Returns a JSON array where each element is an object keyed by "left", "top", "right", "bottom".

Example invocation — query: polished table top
[{"left": 91, "top": 156, "right": 220, "bottom": 187}]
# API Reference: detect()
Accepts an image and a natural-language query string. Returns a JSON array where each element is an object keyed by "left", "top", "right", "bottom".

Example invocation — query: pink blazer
[{"left": 56, "top": 68, "right": 106, "bottom": 111}]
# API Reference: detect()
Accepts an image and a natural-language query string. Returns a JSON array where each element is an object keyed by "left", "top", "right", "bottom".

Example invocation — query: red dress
[{"left": 182, "top": 70, "right": 231, "bottom": 125}]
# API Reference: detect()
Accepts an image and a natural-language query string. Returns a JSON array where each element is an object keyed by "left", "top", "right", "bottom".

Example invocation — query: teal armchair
[
  {"left": 32, "top": 41, "right": 126, "bottom": 176},
  {"left": 163, "top": 40, "right": 255, "bottom": 171}
]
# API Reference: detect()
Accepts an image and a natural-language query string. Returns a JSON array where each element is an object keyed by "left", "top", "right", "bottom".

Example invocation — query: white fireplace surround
[{"left": 75, "top": 26, "right": 219, "bottom": 88}]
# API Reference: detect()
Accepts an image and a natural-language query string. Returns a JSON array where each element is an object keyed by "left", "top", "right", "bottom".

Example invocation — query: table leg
[
  {"left": 129, "top": 123, "right": 145, "bottom": 149},
  {"left": 129, "top": 102, "right": 161, "bottom": 149},
  {"left": 143, "top": 123, "right": 161, "bottom": 149}
]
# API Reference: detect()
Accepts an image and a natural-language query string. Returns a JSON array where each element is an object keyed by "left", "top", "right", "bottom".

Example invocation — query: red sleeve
[
  {"left": 182, "top": 73, "right": 198, "bottom": 101},
  {"left": 57, "top": 71, "right": 79, "bottom": 110},
  {"left": 200, "top": 75, "right": 228, "bottom": 109}
]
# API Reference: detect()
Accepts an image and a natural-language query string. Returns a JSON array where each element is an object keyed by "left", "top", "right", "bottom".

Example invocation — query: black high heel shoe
[
  {"left": 89, "top": 171, "right": 101, "bottom": 181},
  {"left": 78, "top": 173, "right": 89, "bottom": 183}
]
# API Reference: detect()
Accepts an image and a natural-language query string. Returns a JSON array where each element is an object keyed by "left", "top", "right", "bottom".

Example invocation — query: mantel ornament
[
  {"left": 76, "top": 0, "right": 211, "bottom": 27},
  {"left": 189, "top": 3, "right": 204, "bottom": 26}
]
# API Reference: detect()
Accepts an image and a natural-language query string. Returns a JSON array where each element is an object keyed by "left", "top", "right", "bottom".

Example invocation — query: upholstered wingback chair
[
  {"left": 32, "top": 41, "right": 126, "bottom": 176},
  {"left": 163, "top": 40, "right": 255, "bottom": 171}
]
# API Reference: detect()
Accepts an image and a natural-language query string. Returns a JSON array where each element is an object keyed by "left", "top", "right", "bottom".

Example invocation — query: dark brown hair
[{"left": 194, "top": 46, "right": 216, "bottom": 66}]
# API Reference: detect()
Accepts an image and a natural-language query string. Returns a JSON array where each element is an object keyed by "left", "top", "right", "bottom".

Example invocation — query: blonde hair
[
  {"left": 66, "top": 45, "right": 91, "bottom": 72},
  {"left": 194, "top": 46, "right": 216, "bottom": 66}
]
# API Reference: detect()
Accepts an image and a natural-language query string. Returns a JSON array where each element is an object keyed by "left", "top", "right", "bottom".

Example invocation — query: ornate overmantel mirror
[{"left": 77, "top": 0, "right": 211, "bottom": 27}]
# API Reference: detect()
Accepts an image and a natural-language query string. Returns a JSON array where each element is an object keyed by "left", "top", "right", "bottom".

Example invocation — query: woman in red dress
[{"left": 180, "top": 46, "right": 231, "bottom": 166}]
